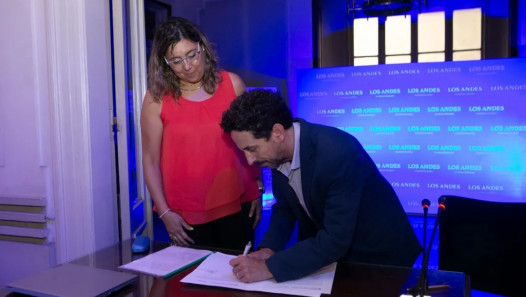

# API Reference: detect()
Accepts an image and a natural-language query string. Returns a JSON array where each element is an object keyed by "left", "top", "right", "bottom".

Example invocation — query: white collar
[{"left": 290, "top": 122, "right": 301, "bottom": 170}]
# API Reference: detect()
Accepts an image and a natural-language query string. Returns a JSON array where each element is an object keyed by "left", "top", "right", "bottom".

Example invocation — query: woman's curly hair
[{"left": 147, "top": 17, "right": 220, "bottom": 102}]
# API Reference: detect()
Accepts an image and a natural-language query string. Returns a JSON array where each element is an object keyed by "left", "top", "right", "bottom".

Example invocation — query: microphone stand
[
  {"left": 409, "top": 197, "right": 445, "bottom": 297},
  {"left": 421, "top": 199, "right": 430, "bottom": 270}
]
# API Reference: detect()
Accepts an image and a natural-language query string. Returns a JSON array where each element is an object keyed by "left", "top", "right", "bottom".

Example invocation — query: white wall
[
  {"left": 0, "top": 0, "right": 49, "bottom": 200},
  {"left": 0, "top": 0, "right": 55, "bottom": 286},
  {"left": 0, "top": 0, "right": 118, "bottom": 287}
]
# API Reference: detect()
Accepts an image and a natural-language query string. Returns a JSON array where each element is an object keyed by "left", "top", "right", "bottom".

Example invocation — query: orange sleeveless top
[{"left": 160, "top": 71, "right": 260, "bottom": 224}]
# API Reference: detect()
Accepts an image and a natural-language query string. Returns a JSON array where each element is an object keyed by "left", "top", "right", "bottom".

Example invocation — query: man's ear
[{"left": 270, "top": 124, "right": 285, "bottom": 142}]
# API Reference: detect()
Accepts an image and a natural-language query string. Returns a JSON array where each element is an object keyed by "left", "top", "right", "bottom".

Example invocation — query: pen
[{"left": 242, "top": 241, "right": 251, "bottom": 256}]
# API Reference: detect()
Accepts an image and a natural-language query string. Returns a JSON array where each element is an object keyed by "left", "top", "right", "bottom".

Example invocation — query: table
[{"left": 1, "top": 240, "right": 469, "bottom": 297}]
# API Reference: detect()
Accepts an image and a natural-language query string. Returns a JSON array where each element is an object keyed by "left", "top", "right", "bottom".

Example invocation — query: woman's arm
[
  {"left": 140, "top": 91, "right": 168, "bottom": 214},
  {"left": 140, "top": 91, "right": 194, "bottom": 245}
]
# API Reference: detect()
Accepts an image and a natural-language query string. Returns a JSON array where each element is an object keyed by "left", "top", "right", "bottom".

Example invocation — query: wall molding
[
  {"left": 0, "top": 211, "right": 46, "bottom": 223},
  {"left": 0, "top": 195, "right": 48, "bottom": 244},
  {"left": 0, "top": 226, "right": 49, "bottom": 239},
  {"left": 0, "top": 196, "right": 46, "bottom": 207}
]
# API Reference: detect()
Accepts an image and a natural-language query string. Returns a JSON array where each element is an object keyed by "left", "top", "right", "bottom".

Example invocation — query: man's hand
[
  {"left": 247, "top": 248, "right": 274, "bottom": 260},
  {"left": 229, "top": 255, "right": 273, "bottom": 283}
]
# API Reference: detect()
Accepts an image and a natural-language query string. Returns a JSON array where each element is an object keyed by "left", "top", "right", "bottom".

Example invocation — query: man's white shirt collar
[{"left": 290, "top": 122, "right": 301, "bottom": 170}]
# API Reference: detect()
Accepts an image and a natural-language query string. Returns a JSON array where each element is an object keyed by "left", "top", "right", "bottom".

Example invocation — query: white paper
[
  {"left": 181, "top": 252, "right": 336, "bottom": 297},
  {"left": 119, "top": 246, "right": 212, "bottom": 277}
]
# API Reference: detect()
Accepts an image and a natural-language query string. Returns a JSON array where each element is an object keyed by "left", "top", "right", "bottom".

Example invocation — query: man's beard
[{"left": 255, "top": 152, "right": 287, "bottom": 169}]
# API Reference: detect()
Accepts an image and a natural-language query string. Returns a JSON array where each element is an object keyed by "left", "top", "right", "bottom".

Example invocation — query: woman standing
[{"left": 140, "top": 17, "right": 261, "bottom": 250}]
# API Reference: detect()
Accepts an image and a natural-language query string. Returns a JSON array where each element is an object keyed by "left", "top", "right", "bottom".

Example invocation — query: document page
[
  {"left": 181, "top": 252, "right": 336, "bottom": 297},
  {"left": 119, "top": 246, "right": 212, "bottom": 278}
]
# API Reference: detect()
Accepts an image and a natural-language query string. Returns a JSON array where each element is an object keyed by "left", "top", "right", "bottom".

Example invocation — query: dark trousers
[{"left": 186, "top": 201, "right": 256, "bottom": 252}]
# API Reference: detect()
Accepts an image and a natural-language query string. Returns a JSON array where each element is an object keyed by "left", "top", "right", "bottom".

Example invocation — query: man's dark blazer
[{"left": 259, "top": 119, "right": 421, "bottom": 282}]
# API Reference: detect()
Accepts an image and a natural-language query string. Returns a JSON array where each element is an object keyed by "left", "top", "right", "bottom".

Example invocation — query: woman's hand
[{"left": 161, "top": 211, "right": 194, "bottom": 246}]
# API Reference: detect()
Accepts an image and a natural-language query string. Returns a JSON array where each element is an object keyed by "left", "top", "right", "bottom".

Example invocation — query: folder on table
[
  {"left": 6, "top": 263, "right": 137, "bottom": 297},
  {"left": 119, "top": 245, "right": 213, "bottom": 278}
]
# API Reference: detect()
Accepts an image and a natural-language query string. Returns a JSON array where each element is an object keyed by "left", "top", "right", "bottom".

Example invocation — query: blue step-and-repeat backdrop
[{"left": 296, "top": 58, "right": 526, "bottom": 214}]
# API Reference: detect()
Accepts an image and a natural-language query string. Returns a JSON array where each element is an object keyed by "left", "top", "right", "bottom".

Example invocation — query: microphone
[
  {"left": 421, "top": 198, "right": 431, "bottom": 213},
  {"left": 421, "top": 199, "right": 431, "bottom": 269},
  {"left": 409, "top": 196, "right": 446, "bottom": 297}
]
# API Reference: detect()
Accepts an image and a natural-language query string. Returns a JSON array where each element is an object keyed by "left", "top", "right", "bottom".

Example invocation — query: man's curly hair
[{"left": 220, "top": 89, "right": 293, "bottom": 139}]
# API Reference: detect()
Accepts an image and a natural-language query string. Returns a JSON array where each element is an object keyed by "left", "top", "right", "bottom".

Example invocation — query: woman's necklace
[{"left": 180, "top": 83, "right": 202, "bottom": 92}]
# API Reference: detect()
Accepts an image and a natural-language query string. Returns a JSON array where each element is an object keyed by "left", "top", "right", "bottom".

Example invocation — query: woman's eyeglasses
[{"left": 164, "top": 43, "right": 202, "bottom": 69}]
